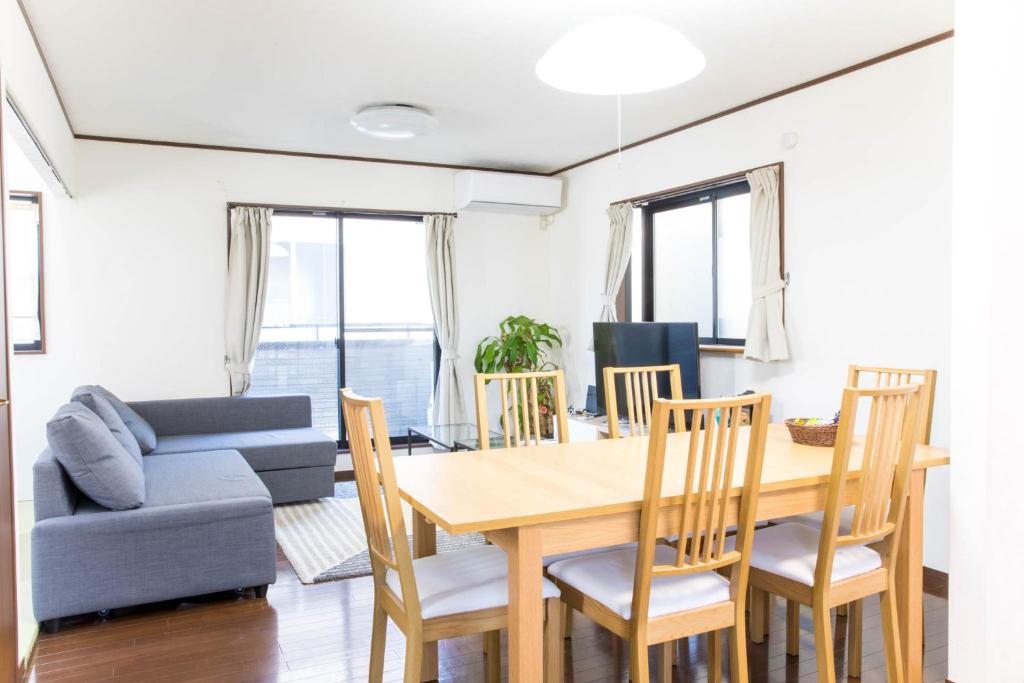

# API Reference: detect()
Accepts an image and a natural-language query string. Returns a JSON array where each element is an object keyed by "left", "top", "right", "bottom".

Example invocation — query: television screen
[{"left": 593, "top": 322, "right": 701, "bottom": 419}]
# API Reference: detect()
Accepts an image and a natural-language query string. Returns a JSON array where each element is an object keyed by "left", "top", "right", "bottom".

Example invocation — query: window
[
  {"left": 8, "top": 192, "right": 44, "bottom": 353},
  {"left": 624, "top": 177, "right": 763, "bottom": 346},
  {"left": 248, "top": 208, "right": 436, "bottom": 445}
]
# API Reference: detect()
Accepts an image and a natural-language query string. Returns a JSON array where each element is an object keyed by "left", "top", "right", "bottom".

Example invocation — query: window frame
[{"left": 9, "top": 190, "right": 45, "bottom": 354}]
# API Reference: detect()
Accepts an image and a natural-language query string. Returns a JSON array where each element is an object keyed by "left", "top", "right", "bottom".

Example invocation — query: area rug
[{"left": 274, "top": 496, "right": 485, "bottom": 584}]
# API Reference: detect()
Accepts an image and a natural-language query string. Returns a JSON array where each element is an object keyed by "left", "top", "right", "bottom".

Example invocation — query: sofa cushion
[
  {"left": 71, "top": 388, "right": 143, "bottom": 467},
  {"left": 74, "top": 385, "right": 157, "bottom": 454},
  {"left": 47, "top": 403, "right": 145, "bottom": 511},
  {"left": 75, "top": 450, "right": 270, "bottom": 514},
  {"left": 149, "top": 428, "right": 336, "bottom": 472}
]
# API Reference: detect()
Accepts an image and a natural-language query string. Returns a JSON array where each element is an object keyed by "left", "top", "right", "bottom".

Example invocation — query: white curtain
[
  {"left": 224, "top": 207, "right": 272, "bottom": 395},
  {"left": 744, "top": 166, "right": 789, "bottom": 361},
  {"left": 425, "top": 214, "right": 469, "bottom": 424},
  {"left": 600, "top": 202, "right": 634, "bottom": 322}
]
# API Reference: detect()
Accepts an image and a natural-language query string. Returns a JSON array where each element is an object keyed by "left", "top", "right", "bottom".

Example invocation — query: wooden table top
[{"left": 393, "top": 423, "right": 950, "bottom": 535}]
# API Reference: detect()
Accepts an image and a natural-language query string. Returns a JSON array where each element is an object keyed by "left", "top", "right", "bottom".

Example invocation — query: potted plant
[{"left": 474, "top": 315, "right": 563, "bottom": 437}]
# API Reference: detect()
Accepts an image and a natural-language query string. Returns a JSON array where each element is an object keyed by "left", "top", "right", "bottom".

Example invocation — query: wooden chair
[
  {"left": 744, "top": 384, "right": 921, "bottom": 683},
  {"left": 548, "top": 393, "right": 773, "bottom": 683},
  {"left": 602, "top": 364, "right": 686, "bottom": 438},
  {"left": 473, "top": 369, "right": 569, "bottom": 449},
  {"left": 755, "top": 366, "right": 936, "bottom": 670},
  {"left": 341, "top": 388, "right": 564, "bottom": 683}
]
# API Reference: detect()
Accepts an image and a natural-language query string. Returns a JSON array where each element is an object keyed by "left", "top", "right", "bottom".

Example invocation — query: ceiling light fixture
[
  {"left": 350, "top": 104, "right": 438, "bottom": 140},
  {"left": 536, "top": 16, "right": 705, "bottom": 96},
  {"left": 536, "top": 16, "right": 705, "bottom": 166}
]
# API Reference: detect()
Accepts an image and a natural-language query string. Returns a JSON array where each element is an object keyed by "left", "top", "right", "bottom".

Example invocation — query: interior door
[{"left": 0, "top": 63, "right": 21, "bottom": 683}]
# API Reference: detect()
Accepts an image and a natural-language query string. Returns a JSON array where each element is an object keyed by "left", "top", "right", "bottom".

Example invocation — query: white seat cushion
[
  {"left": 771, "top": 506, "right": 855, "bottom": 535},
  {"left": 730, "top": 522, "right": 881, "bottom": 586},
  {"left": 385, "top": 544, "right": 560, "bottom": 619},
  {"left": 547, "top": 545, "right": 731, "bottom": 620},
  {"left": 543, "top": 542, "right": 637, "bottom": 567}
]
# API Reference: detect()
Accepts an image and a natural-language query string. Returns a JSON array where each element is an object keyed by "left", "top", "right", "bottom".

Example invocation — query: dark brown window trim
[{"left": 9, "top": 190, "right": 45, "bottom": 355}]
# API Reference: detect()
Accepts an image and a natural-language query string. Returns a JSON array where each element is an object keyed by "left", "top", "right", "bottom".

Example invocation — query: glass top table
[{"left": 406, "top": 423, "right": 504, "bottom": 454}]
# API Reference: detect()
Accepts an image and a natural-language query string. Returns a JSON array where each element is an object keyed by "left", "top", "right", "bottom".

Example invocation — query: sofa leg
[
  {"left": 41, "top": 618, "right": 61, "bottom": 634},
  {"left": 254, "top": 584, "right": 269, "bottom": 599}
]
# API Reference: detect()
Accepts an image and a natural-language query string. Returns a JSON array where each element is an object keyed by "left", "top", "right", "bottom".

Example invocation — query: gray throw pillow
[
  {"left": 47, "top": 403, "right": 145, "bottom": 511},
  {"left": 72, "top": 385, "right": 157, "bottom": 454},
  {"left": 71, "top": 388, "right": 143, "bottom": 468}
]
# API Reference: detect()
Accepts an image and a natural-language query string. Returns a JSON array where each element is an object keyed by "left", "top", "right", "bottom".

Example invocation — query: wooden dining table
[{"left": 393, "top": 423, "right": 950, "bottom": 683}]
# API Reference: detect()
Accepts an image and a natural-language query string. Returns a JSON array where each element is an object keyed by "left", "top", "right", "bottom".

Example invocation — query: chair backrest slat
[
  {"left": 341, "top": 389, "right": 421, "bottom": 621},
  {"left": 816, "top": 384, "right": 921, "bottom": 585},
  {"left": 603, "top": 364, "right": 686, "bottom": 439},
  {"left": 634, "top": 393, "right": 771, "bottom": 629},
  {"left": 474, "top": 369, "right": 569, "bottom": 449},
  {"left": 848, "top": 365, "right": 937, "bottom": 445}
]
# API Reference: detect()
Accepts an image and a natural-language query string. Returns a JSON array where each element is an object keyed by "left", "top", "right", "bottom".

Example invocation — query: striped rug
[{"left": 273, "top": 497, "right": 485, "bottom": 584}]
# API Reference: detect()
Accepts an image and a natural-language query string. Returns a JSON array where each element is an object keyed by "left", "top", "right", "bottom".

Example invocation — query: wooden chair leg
[
  {"left": 485, "top": 630, "right": 501, "bottom": 683},
  {"left": 563, "top": 603, "right": 574, "bottom": 639},
  {"left": 811, "top": 598, "right": 835, "bottom": 683},
  {"left": 730, "top": 613, "right": 749, "bottom": 683},
  {"left": 369, "top": 596, "right": 387, "bottom": 683},
  {"left": 880, "top": 585, "right": 905, "bottom": 683},
  {"left": 708, "top": 630, "right": 722, "bottom": 683},
  {"left": 786, "top": 600, "right": 800, "bottom": 657},
  {"left": 658, "top": 641, "right": 673, "bottom": 683},
  {"left": 544, "top": 598, "right": 563, "bottom": 683},
  {"left": 848, "top": 599, "right": 863, "bottom": 677},
  {"left": 403, "top": 635, "right": 424, "bottom": 683},
  {"left": 750, "top": 588, "right": 767, "bottom": 643},
  {"left": 629, "top": 635, "right": 650, "bottom": 683}
]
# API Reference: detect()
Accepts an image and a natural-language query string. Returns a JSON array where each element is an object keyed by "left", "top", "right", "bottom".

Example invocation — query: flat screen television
[{"left": 593, "top": 322, "right": 701, "bottom": 420}]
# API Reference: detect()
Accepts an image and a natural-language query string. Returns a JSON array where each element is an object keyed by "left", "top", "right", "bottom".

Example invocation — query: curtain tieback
[
  {"left": 753, "top": 278, "right": 787, "bottom": 299},
  {"left": 225, "top": 361, "right": 250, "bottom": 374},
  {"left": 440, "top": 350, "right": 460, "bottom": 361}
]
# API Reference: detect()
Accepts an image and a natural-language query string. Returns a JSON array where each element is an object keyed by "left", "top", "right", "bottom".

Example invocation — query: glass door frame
[{"left": 267, "top": 207, "right": 440, "bottom": 450}]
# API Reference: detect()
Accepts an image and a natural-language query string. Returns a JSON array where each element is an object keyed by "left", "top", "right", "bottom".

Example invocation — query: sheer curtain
[
  {"left": 425, "top": 213, "right": 468, "bottom": 424},
  {"left": 744, "top": 166, "right": 789, "bottom": 361},
  {"left": 224, "top": 206, "right": 272, "bottom": 395},
  {"left": 600, "top": 202, "right": 634, "bottom": 322}
]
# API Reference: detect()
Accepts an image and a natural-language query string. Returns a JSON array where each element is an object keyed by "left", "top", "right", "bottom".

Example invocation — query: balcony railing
[{"left": 249, "top": 323, "right": 435, "bottom": 441}]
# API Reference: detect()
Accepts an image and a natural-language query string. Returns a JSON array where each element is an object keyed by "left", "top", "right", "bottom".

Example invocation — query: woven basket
[{"left": 785, "top": 419, "right": 839, "bottom": 447}]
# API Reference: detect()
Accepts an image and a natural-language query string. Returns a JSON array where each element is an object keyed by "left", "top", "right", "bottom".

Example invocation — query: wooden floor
[{"left": 24, "top": 549, "right": 948, "bottom": 683}]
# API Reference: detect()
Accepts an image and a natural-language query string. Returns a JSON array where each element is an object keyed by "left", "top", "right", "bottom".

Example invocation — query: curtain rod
[
  {"left": 226, "top": 201, "right": 456, "bottom": 218},
  {"left": 610, "top": 162, "right": 782, "bottom": 207}
]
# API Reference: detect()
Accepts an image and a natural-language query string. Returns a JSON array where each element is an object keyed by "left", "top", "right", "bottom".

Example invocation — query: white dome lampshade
[
  {"left": 536, "top": 16, "right": 705, "bottom": 95},
  {"left": 350, "top": 105, "right": 439, "bottom": 139}
]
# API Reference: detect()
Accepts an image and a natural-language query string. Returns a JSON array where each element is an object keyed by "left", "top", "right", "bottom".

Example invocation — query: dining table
[{"left": 392, "top": 422, "right": 950, "bottom": 683}]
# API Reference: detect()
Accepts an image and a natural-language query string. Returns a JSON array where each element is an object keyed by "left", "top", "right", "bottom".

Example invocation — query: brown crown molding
[
  {"left": 73, "top": 134, "right": 549, "bottom": 176},
  {"left": 548, "top": 29, "right": 954, "bottom": 176}
]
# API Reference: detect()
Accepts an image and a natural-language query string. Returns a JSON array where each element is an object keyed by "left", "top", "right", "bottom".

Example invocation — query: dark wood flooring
[{"left": 24, "top": 549, "right": 948, "bottom": 682}]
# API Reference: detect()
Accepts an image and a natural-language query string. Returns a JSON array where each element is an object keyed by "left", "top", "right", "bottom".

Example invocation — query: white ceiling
[{"left": 24, "top": 0, "right": 953, "bottom": 174}]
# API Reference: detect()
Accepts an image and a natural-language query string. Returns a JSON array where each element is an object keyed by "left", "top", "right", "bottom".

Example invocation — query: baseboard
[
  {"left": 334, "top": 469, "right": 354, "bottom": 483},
  {"left": 18, "top": 628, "right": 38, "bottom": 683},
  {"left": 923, "top": 566, "right": 948, "bottom": 598}
]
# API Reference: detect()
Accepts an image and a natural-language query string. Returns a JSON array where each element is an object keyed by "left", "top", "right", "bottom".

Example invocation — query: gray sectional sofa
[{"left": 32, "top": 392, "right": 336, "bottom": 631}]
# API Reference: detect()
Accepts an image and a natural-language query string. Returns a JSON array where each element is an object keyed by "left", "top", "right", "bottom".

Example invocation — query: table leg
[
  {"left": 507, "top": 525, "right": 544, "bottom": 683},
  {"left": 412, "top": 510, "right": 438, "bottom": 682},
  {"left": 896, "top": 469, "right": 924, "bottom": 683}
]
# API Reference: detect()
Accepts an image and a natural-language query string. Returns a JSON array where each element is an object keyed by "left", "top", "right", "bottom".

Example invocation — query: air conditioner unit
[{"left": 454, "top": 171, "right": 563, "bottom": 215}]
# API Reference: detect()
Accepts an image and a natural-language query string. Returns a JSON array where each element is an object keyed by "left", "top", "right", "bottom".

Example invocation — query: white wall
[
  {"left": 545, "top": 41, "right": 952, "bottom": 570},
  {"left": 948, "top": 1, "right": 1024, "bottom": 679},
  {"left": 9, "top": 140, "right": 551, "bottom": 499}
]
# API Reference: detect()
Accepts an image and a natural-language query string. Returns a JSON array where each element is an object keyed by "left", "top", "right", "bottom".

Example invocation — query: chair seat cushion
[
  {"left": 771, "top": 506, "right": 855, "bottom": 535},
  {"left": 150, "top": 429, "right": 336, "bottom": 472},
  {"left": 543, "top": 543, "right": 637, "bottom": 567},
  {"left": 547, "top": 545, "right": 731, "bottom": 620},
  {"left": 385, "top": 544, "right": 559, "bottom": 620},
  {"left": 732, "top": 522, "right": 881, "bottom": 586}
]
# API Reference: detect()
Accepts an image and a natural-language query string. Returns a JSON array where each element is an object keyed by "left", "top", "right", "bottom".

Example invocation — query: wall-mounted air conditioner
[{"left": 454, "top": 171, "right": 563, "bottom": 215}]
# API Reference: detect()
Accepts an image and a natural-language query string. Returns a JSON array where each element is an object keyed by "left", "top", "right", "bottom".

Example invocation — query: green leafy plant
[{"left": 474, "top": 315, "right": 563, "bottom": 434}]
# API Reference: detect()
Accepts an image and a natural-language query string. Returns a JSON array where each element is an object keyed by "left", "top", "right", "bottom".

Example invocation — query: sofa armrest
[
  {"left": 128, "top": 395, "right": 312, "bottom": 436},
  {"left": 33, "top": 448, "right": 78, "bottom": 522}
]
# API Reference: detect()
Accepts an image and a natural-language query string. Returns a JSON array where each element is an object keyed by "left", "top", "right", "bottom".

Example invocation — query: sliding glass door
[{"left": 250, "top": 210, "right": 435, "bottom": 445}]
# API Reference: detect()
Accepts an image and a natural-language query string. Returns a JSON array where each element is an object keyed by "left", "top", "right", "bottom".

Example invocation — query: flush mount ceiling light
[
  {"left": 350, "top": 104, "right": 439, "bottom": 140},
  {"left": 535, "top": 16, "right": 705, "bottom": 95}
]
